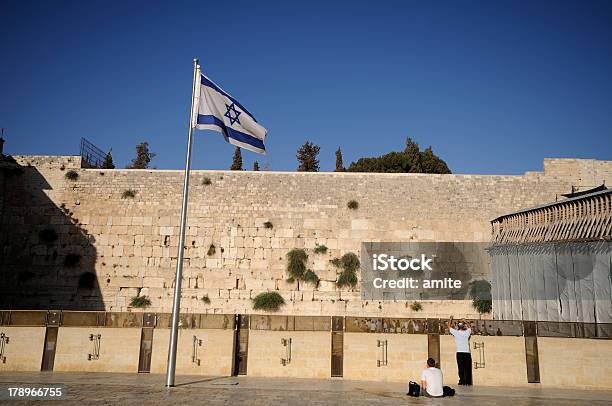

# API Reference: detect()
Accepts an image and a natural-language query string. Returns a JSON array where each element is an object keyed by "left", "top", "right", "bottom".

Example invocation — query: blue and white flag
[{"left": 193, "top": 69, "right": 267, "bottom": 154}]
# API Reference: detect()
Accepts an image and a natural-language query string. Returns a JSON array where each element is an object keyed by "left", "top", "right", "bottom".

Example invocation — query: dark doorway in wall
[
  {"left": 428, "top": 334, "right": 441, "bottom": 368},
  {"left": 331, "top": 316, "right": 344, "bottom": 377},
  {"left": 524, "top": 321, "right": 540, "bottom": 383},
  {"left": 232, "top": 315, "right": 249, "bottom": 375},
  {"left": 138, "top": 328, "right": 154, "bottom": 373},
  {"left": 41, "top": 326, "right": 58, "bottom": 371}
]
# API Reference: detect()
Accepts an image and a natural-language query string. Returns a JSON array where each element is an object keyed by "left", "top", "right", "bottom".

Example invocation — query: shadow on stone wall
[{"left": 0, "top": 158, "right": 102, "bottom": 310}]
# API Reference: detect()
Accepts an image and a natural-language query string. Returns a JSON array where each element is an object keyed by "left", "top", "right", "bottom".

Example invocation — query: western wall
[{"left": 2, "top": 155, "right": 611, "bottom": 318}]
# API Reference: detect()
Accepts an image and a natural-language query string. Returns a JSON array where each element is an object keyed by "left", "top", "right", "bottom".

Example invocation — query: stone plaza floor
[{"left": 1, "top": 372, "right": 611, "bottom": 405}]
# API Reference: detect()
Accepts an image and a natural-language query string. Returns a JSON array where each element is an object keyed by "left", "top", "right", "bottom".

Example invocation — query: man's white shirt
[
  {"left": 421, "top": 367, "right": 444, "bottom": 397},
  {"left": 449, "top": 327, "right": 471, "bottom": 353}
]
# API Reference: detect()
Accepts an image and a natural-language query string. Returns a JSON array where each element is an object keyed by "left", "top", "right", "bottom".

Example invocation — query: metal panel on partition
[
  {"left": 594, "top": 242, "right": 612, "bottom": 323},
  {"left": 573, "top": 242, "right": 596, "bottom": 323},
  {"left": 508, "top": 246, "right": 523, "bottom": 321},
  {"left": 542, "top": 245, "right": 560, "bottom": 322}
]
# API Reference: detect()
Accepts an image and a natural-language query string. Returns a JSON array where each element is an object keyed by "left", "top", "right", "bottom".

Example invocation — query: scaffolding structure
[{"left": 79, "top": 137, "right": 106, "bottom": 169}]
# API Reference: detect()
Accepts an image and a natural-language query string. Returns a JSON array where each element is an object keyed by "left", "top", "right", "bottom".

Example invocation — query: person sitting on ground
[{"left": 420, "top": 357, "right": 444, "bottom": 398}]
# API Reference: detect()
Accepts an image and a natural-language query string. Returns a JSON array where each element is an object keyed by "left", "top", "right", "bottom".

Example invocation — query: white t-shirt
[
  {"left": 450, "top": 327, "right": 471, "bottom": 353},
  {"left": 421, "top": 367, "right": 443, "bottom": 397}
]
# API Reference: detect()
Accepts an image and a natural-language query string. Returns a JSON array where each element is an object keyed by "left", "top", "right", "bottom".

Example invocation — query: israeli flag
[{"left": 194, "top": 71, "right": 267, "bottom": 154}]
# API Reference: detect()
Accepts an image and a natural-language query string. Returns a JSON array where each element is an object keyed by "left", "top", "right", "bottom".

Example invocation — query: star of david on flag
[{"left": 193, "top": 70, "right": 267, "bottom": 154}]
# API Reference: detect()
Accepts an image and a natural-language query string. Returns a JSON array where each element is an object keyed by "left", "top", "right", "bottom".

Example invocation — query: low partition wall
[
  {"left": 1, "top": 310, "right": 612, "bottom": 390},
  {"left": 0, "top": 326, "right": 46, "bottom": 372},
  {"left": 343, "top": 333, "right": 427, "bottom": 382},
  {"left": 248, "top": 330, "right": 331, "bottom": 378},
  {"left": 538, "top": 337, "right": 612, "bottom": 390},
  {"left": 149, "top": 328, "right": 234, "bottom": 376},
  {"left": 440, "top": 335, "right": 528, "bottom": 387},
  {"left": 54, "top": 327, "right": 141, "bottom": 373}
]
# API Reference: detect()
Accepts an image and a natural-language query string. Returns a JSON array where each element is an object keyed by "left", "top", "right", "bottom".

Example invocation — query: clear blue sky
[{"left": 1, "top": 0, "right": 611, "bottom": 173}]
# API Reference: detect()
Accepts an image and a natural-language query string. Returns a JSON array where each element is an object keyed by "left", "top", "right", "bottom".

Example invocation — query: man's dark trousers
[{"left": 456, "top": 352, "right": 472, "bottom": 385}]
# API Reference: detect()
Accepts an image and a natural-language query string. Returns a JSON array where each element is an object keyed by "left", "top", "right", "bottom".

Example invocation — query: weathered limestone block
[
  {"left": 142, "top": 277, "right": 164, "bottom": 288},
  {"left": 108, "top": 277, "right": 143, "bottom": 288}
]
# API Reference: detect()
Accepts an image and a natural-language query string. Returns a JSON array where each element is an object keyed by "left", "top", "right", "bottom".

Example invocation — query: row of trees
[
  {"left": 104, "top": 137, "right": 450, "bottom": 174},
  {"left": 347, "top": 138, "right": 451, "bottom": 174},
  {"left": 230, "top": 147, "right": 261, "bottom": 171},
  {"left": 230, "top": 137, "right": 449, "bottom": 173},
  {"left": 291, "top": 138, "right": 451, "bottom": 174},
  {"left": 101, "top": 142, "right": 156, "bottom": 170}
]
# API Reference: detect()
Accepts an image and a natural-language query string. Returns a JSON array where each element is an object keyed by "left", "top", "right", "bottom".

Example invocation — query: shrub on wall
[
  {"left": 287, "top": 248, "right": 307, "bottom": 280},
  {"left": 252, "top": 292, "right": 285, "bottom": 311},
  {"left": 130, "top": 296, "right": 151, "bottom": 308},
  {"left": 263, "top": 221, "right": 273, "bottom": 229},
  {"left": 303, "top": 270, "right": 320, "bottom": 286},
  {"left": 314, "top": 244, "right": 328, "bottom": 254},
  {"left": 333, "top": 252, "right": 360, "bottom": 288},
  {"left": 202, "top": 176, "right": 212, "bottom": 185},
  {"left": 347, "top": 200, "right": 359, "bottom": 210},
  {"left": 121, "top": 189, "right": 137, "bottom": 199},
  {"left": 207, "top": 244, "right": 216, "bottom": 256},
  {"left": 469, "top": 279, "right": 492, "bottom": 314},
  {"left": 65, "top": 170, "right": 79, "bottom": 180},
  {"left": 410, "top": 301, "right": 423, "bottom": 312},
  {"left": 286, "top": 248, "right": 319, "bottom": 286},
  {"left": 201, "top": 295, "right": 211, "bottom": 304},
  {"left": 472, "top": 299, "right": 492, "bottom": 314}
]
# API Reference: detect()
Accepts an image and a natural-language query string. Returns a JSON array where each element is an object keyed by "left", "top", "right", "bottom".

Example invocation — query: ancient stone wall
[{"left": 1, "top": 155, "right": 611, "bottom": 318}]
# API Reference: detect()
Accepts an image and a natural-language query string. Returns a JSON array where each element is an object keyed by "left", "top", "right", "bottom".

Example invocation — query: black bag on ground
[
  {"left": 443, "top": 385, "right": 455, "bottom": 397},
  {"left": 407, "top": 381, "right": 420, "bottom": 397}
]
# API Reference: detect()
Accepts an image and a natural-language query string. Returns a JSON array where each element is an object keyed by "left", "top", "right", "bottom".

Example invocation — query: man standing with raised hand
[{"left": 448, "top": 315, "right": 473, "bottom": 386}]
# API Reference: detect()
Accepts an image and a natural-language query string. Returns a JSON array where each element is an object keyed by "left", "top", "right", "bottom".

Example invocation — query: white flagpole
[{"left": 166, "top": 58, "right": 199, "bottom": 387}]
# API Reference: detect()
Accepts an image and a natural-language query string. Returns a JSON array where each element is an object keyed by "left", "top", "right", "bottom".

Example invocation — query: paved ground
[{"left": 0, "top": 372, "right": 611, "bottom": 405}]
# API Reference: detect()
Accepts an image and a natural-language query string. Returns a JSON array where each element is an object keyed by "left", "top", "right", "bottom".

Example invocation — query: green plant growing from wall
[
  {"left": 207, "top": 244, "right": 216, "bottom": 256},
  {"left": 65, "top": 170, "right": 79, "bottom": 180},
  {"left": 263, "top": 221, "right": 273, "bottom": 229},
  {"left": 286, "top": 248, "right": 319, "bottom": 286},
  {"left": 472, "top": 299, "right": 492, "bottom": 314},
  {"left": 39, "top": 228, "right": 58, "bottom": 244},
  {"left": 469, "top": 279, "right": 492, "bottom": 314},
  {"left": 121, "top": 189, "right": 137, "bottom": 199},
  {"left": 202, "top": 176, "right": 212, "bottom": 185},
  {"left": 201, "top": 295, "right": 211, "bottom": 304},
  {"left": 333, "top": 252, "right": 360, "bottom": 288},
  {"left": 286, "top": 248, "right": 307, "bottom": 280},
  {"left": 303, "top": 270, "right": 320, "bottom": 286},
  {"left": 347, "top": 200, "right": 359, "bottom": 210},
  {"left": 252, "top": 292, "right": 285, "bottom": 311},
  {"left": 410, "top": 301, "right": 423, "bottom": 312},
  {"left": 130, "top": 296, "right": 152, "bottom": 308},
  {"left": 314, "top": 244, "right": 328, "bottom": 254}
]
